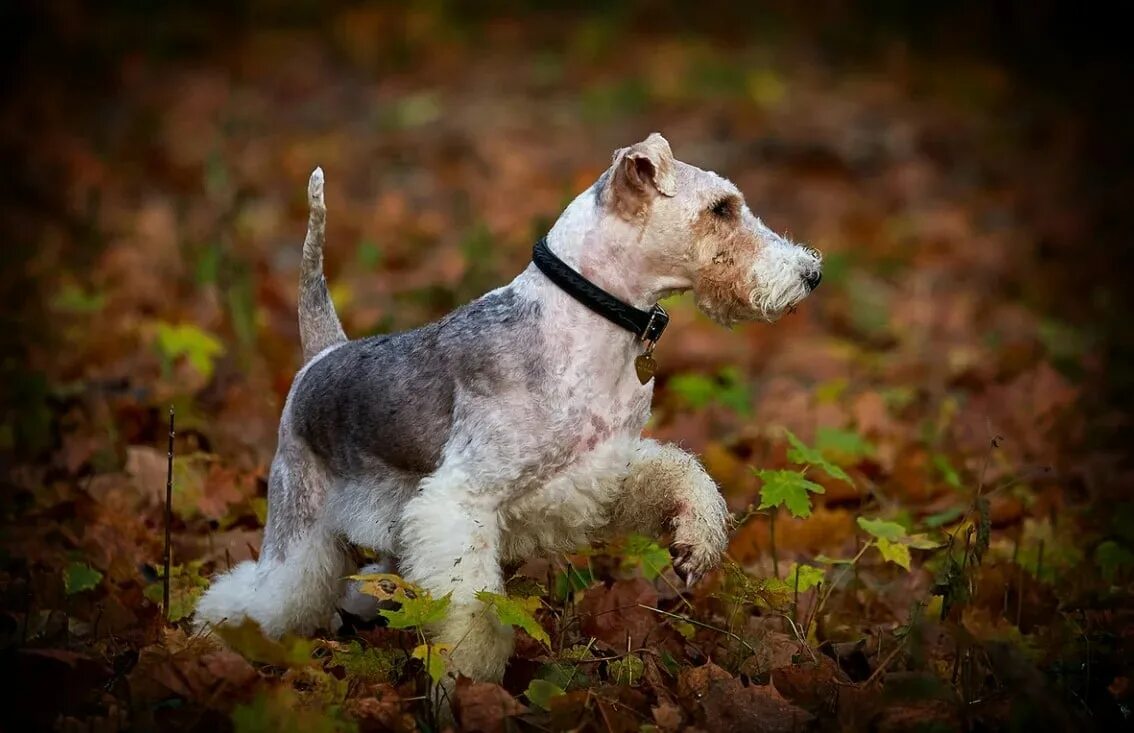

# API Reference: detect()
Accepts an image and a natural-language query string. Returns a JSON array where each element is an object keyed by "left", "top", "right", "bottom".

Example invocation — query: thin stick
[
  {"left": 769, "top": 509, "right": 779, "bottom": 579},
  {"left": 163, "top": 405, "right": 175, "bottom": 621},
  {"left": 638, "top": 604, "right": 757, "bottom": 657}
]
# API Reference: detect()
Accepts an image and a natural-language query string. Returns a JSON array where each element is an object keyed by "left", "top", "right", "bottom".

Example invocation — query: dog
[{"left": 196, "top": 133, "right": 821, "bottom": 686}]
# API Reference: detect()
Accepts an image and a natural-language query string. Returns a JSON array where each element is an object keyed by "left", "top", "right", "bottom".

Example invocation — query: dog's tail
[{"left": 299, "top": 167, "right": 347, "bottom": 362}]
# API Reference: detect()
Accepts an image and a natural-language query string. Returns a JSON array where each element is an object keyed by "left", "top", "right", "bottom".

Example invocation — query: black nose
[{"left": 804, "top": 270, "right": 822, "bottom": 291}]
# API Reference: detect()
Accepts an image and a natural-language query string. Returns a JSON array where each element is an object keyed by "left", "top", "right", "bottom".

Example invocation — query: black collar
[{"left": 531, "top": 237, "right": 669, "bottom": 347}]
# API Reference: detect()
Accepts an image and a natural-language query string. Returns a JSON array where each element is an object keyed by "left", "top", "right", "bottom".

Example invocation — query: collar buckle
[{"left": 640, "top": 304, "right": 669, "bottom": 352}]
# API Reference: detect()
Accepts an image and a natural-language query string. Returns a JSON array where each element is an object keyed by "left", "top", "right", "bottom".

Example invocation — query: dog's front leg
[
  {"left": 398, "top": 467, "right": 513, "bottom": 685},
  {"left": 608, "top": 439, "right": 731, "bottom": 585}
]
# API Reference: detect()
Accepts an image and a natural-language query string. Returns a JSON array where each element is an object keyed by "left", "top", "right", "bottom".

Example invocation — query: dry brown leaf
[{"left": 577, "top": 578, "right": 661, "bottom": 651}]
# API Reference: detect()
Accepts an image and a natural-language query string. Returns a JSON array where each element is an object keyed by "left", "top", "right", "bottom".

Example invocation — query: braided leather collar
[{"left": 531, "top": 236, "right": 669, "bottom": 346}]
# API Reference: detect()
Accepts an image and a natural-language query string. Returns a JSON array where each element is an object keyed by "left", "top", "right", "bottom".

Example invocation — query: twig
[
  {"left": 562, "top": 636, "right": 597, "bottom": 690},
  {"left": 864, "top": 635, "right": 908, "bottom": 687},
  {"left": 809, "top": 541, "right": 872, "bottom": 638},
  {"left": 638, "top": 604, "right": 757, "bottom": 657},
  {"left": 163, "top": 405, "right": 175, "bottom": 621},
  {"left": 769, "top": 509, "right": 779, "bottom": 579}
]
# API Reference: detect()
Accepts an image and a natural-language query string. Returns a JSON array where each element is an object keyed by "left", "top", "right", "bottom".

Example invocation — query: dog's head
[{"left": 596, "top": 133, "right": 821, "bottom": 325}]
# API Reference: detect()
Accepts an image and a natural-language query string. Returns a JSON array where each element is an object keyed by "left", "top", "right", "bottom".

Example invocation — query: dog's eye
[{"left": 709, "top": 197, "right": 737, "bottom": 219}]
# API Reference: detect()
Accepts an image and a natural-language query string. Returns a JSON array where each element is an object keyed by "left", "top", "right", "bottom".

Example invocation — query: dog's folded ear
[{"left": 611, "top": 133, "right": 677, "bottom": 204}]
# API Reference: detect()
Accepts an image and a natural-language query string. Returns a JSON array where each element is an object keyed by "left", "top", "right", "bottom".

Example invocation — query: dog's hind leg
[{"left": 196, "top": 440, "right": 349, "bottom": 637}]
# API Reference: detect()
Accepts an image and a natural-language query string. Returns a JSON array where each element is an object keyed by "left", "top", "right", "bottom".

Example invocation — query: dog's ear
[{"left": 610, "top": 133, "right": 677, "bottom": 207}]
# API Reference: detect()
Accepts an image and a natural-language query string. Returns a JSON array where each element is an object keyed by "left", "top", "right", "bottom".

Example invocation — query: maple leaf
[
  {"left": 755, "top": 469, "right": 825, "bottom": 518},
  {"left": 622, "top": 533, "right": 671, "bottom": 579},
  {"left": 875, "top": 537, "right": 912, "bottom": 570},
  {"left": 380, "top": 591, "right": 451, "bottom": 629},
  {"left": 63, "top": 562, "right": 102, "bottom": 595},
  {"left": 815, "top": 427, "right": 875, "bottom": 462},
  {"left": 608, "top": 655, "right": 645, "bottom": 685},
  {"left": 154, "top": 322, "right": 225, "bottom": 380},
  {"left": 784, "top": 430, "right": 853, "bottom": 484},
  {"left": 476, "top": 591, "right": 550, "bottom": 646},
  {"left": 553, "top": 565, "right": 594, "bottom": 600},
  {"left": 856, "top": 516, "right": 907, "bottom": 541},
  {"left": 411, "top": 643, "right": 451, "bottom": 684},
  {"left": 784, "top": 562, "right": 825, "bottom": 592}
]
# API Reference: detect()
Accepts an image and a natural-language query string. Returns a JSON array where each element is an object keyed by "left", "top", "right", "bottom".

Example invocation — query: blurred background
[{"left": 2, "top": 1, "right": 1133, "bottom": 729}]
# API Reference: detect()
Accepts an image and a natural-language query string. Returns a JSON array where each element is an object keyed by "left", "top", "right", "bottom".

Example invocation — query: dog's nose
[{"left": 803, "top": 269, "right": 822, "bottom": 291}]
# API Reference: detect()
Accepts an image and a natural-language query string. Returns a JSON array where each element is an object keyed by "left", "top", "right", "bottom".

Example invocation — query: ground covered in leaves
[{"left": 3, "top": 4, "right": 1133, "bottom": 732}]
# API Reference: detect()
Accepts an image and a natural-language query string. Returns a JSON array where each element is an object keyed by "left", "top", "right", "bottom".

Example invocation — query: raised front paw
[{"left": 669, "top": 498, "right": 730, "bottom": 587}]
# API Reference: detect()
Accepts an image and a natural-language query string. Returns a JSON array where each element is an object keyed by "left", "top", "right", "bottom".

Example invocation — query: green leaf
[
  {"left": 553, "top": 566, "right": 594, "bottom": 600},
  {"left": 64, "top": 562, "right": 102, "bottom": 595},
  {"left": 924, "top": 505, "right": 965, "bottom": 528},
  {"left": 784, "top": 563, "right": 825, "bottom": 592},
  {"left": 716, "top": 367, "right": 752, "bottom": 416},
  {"left": 144, "top": 561, "right": 209, "bottom": 621},
  {"left": 1095, "top": 540, "right": 1134, "bottom": 584},
  {"left": 154, "top": 322, "right": 225, "bottom": 380},
  {"left": 622, "top": 534, "right": 671, "bottom": 580},
  {"left": 668, "top": 368, "right": 752, "bottom": 416},
  {"left": 525, "top": 678, "right": 566, "bottom": 710},
  {"left": 784, "top": 430, "right": 852, "bottom": 484},
  {"left": 933, "top": 454, "right": 964, "bottom": 491},
  {"left": 536, "top": 661, "right": 590, "bottom": 690},
  {"left": 476, "top": 591, "right": 550, "bottom": 647},
  {"left": 412, "top": 643, "right": 451, "bottom": 684},
  {"left": 380, "top": 591, "right": 451, "bottom": 629},
  {"left": 608, "top": 655, "right": 645, "bottom": 685},
  {"left": 356, "top": 239, "right": 383, "bottom": 270},
  {"left": 906, "top": 534, "right": 945, "bottom": 550},
  {"left": 875, "top": 537, "right": 911, "bottom": 570},
  {"left": 815, "top": 427, "right": 875, "bottom": 462},
  {"left": 668, "top": 372, "right": 717, "bottom": 410},
  {"left": 857, "top": 517, "right": 907, "bottom": 541},
  {"left": 672, "top": 620, "right": 696, "bottom": 639},
  {"left": 755, "top": 470, "right": 825, "bottom": 518},
  {"left": 814, "top": 554, "right": 857, "bottom": 565},
  {"left": 717, "top": 563, "right": 793, "bottom": 611}
]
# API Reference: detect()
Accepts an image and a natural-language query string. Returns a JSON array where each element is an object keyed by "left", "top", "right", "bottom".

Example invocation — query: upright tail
[{"left": 299, "top": 167, "right": 347, "bottom": 362}]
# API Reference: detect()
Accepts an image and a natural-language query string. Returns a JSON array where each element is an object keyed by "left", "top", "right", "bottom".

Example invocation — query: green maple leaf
[
  {"left": 755, "top": 469, "right": 825, "bottom": 518},
  {"left": 608, "top": 655, "right": 645, "bottom": 685},
  {"left": 379, "top": 591, "right": 451, "bottom": 629},
  {"left": 476, "top": 591, "right": 550, "bottom": 646},
  {"left": 856, "top": 516, "right": 907, "bottom": 541},
  {"left": 784, "top": 562, "right": 825, "bottom": 592},
  {"left": 553, "top": 566, "right": 594, "bottom": 600},
  {"left": 622, "top": 533, "right": 671, "bottom": 579},
  {"left": 412, "top": 643, "right": 451, "bottom": 684},
  {"left": 64, "top": 562, "right": 102, "bottom": 595},
  {"left": 815, "top": 427, "right": 875, "bottom": 462},
  {"left": 784, "top": 430, "right": 852, "bottom": 484},
  {"left": 154, "top": 322, "right": 225, "bottom": 379},
  {"left": 875, "top": 537, "right": 911, "bottom": 570}
]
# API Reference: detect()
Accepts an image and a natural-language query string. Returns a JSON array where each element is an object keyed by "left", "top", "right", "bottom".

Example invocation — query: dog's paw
[
  {"left": 670, "top": 504, "right": 729, "bottom": 587},
  {"left": 669, "top": 541, "right": 719, "bottom": 587}
]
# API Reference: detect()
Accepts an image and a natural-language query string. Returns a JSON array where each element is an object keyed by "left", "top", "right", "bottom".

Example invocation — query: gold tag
[{"left": 634, "top": 353, "right": 657, "bottom": 384}]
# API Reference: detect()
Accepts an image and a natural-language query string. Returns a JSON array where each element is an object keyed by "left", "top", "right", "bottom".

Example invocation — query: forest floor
[{"left": 3, "top": 6, "right": 1132, "bottom": 732}]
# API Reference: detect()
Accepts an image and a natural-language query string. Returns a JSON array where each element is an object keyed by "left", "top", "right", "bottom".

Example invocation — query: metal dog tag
[{"left": 634, "top": 353, "right": 657, "bottom": 384}]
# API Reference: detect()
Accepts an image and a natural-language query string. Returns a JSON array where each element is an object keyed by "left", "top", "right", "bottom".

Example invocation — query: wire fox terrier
[{"left": 196, "top": 133, "right": 822, "bottom": 686}]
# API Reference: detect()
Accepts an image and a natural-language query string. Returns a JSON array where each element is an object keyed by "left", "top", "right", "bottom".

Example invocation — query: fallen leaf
[{"left": 578, "top": 578, "right": 660, "bottom": 651}]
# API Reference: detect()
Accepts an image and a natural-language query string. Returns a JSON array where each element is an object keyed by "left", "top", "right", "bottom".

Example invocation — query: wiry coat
[{"left": 196, "top": 134, "right": 821, "bottom": 687}]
